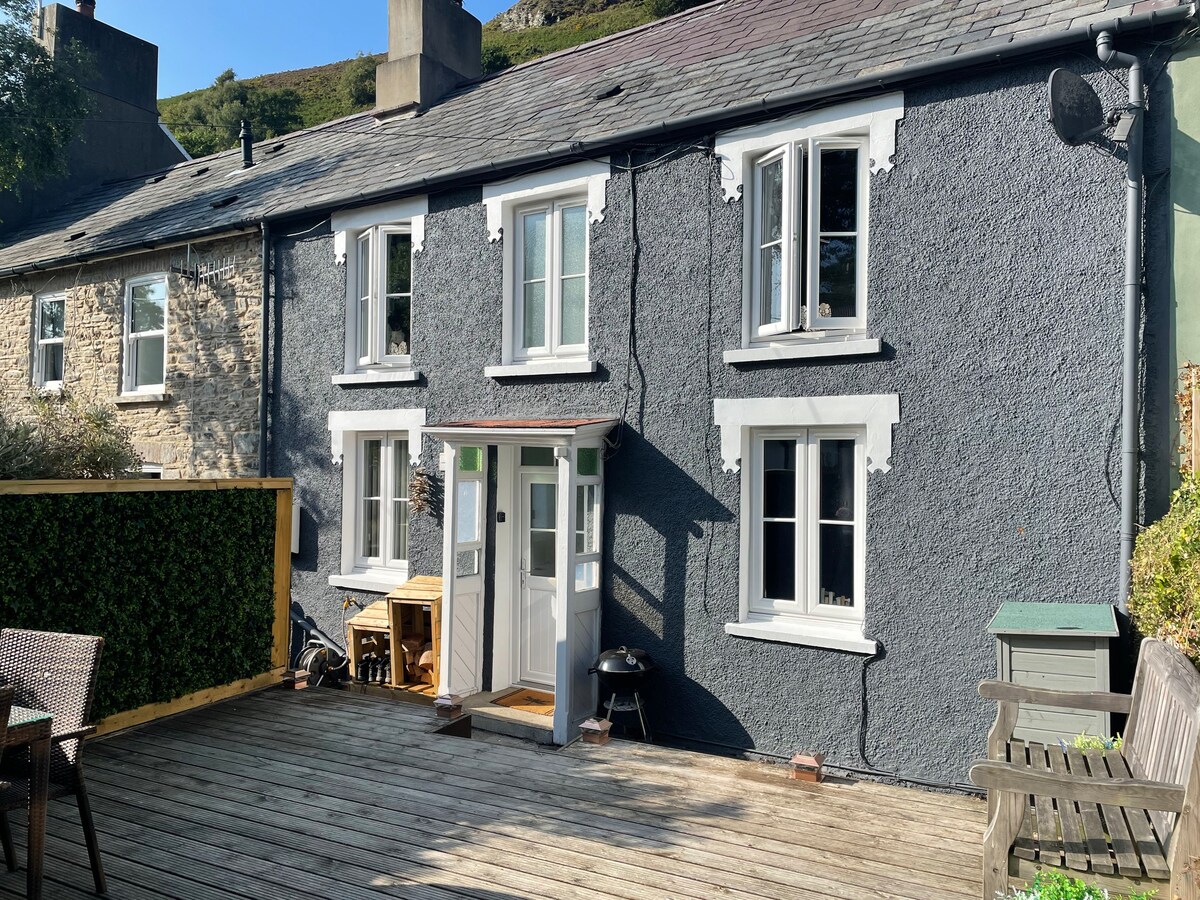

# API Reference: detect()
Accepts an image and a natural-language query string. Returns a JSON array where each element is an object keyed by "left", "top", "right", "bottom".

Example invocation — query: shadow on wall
[{"left": 601, "top": 428, "right": 751, "bottom": 750}]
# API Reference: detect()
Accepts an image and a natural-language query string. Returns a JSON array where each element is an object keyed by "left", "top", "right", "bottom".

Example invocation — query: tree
[
  {"left": 0, "top": 391, "right": 141, "bottom": 480},
  {"left": 170, "top": 69, "right": 303, "bottom": 159},
  {"left": 342, "top": 52, "right": 377, "bottom": 108},
  {"left": 481, "top": 45, "right": 513, "bottom": 77},
  {"left": 0, "top": 0, "right": 92, "bottom": 196}
]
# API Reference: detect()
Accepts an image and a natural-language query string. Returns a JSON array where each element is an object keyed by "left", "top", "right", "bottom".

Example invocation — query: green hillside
[{"left": 158, "top": 0, "right": 689, "bottom": 158}]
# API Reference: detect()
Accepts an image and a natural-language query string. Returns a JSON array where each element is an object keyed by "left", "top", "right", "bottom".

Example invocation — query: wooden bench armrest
[
  {"left": 970, "top": 759, "right": 1185, "bottom": 813},
  {"left": 978, "top": 680, "right": 1132, "bottom": 713}
]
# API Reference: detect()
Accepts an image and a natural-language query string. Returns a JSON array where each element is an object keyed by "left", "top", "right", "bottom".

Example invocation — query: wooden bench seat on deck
[{"left": 970, "top": 638, "right": 1200, "bottom": 899}]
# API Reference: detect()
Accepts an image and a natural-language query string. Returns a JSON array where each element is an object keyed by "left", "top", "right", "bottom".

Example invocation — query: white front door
[{"left": 518, "top": 473, "right": 557, "bottom": 688}]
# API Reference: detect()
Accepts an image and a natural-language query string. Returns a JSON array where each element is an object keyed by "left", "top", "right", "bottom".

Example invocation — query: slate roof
[{"left": 0, "top": 0, "right": 1190, "bottom": 275}]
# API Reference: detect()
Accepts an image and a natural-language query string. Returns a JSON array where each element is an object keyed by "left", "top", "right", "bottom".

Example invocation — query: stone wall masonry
[{"left": 0, "top": 233, "right": 262, "bottom": 477}]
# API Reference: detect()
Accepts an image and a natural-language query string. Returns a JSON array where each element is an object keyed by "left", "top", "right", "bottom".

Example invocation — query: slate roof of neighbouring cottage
[{"left": 0, "top": 0, "right": 1190, "bottom": 274}]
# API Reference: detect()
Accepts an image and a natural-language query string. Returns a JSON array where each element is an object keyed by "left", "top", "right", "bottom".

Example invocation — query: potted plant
[{"left": 1002, "top": 872, "right": 1155, "bottom": 899}]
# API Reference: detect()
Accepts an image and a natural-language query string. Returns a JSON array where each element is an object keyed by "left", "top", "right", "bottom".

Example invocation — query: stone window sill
[
  {"left": 328, "top": 570, "right": 409, "bottom": 594},
  {"left": 332, "top": 369, "right": 421, "bottom": 386},
  {"left": 723, "top": 337, "right": 881, "bottom": 365},
  {"left": 724, "top": 617, "right": 877, "bottom": 655},
  {"left": 113, "top": 392, "right": 169, "bottom": 405},
  {"left": 484, "top": 359, "right": 597, "bottom": 379}
]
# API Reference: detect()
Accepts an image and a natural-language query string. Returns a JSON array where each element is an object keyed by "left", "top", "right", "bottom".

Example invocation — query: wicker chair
[{"left": 0, "top": 629, "right": 105, "bottom": 894}]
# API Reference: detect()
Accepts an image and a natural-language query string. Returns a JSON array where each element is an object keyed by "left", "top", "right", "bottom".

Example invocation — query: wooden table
[{"left": 8, "top": 706, "right": 52, "bottom": 900}]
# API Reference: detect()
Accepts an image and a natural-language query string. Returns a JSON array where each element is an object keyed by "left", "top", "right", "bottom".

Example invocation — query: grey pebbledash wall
[{"left": 269, "top": 53, "right": 1170, "bottom": 784}]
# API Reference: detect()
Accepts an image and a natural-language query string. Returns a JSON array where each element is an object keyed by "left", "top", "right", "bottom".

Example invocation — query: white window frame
[
  {"left": 328, "top": 408, "right": 426, "bottom": 593},
  {"left": 332, "top": 197, "right": 426, "bottom": 384},
  {"left": 574, "top": 447, "right": 603, "bottom": 592},
  {"left": 747, "top": 428, "right": 865, "bottom": 622},
  {"left": 123, "top": 274, "right": 168, "bottom": 394},
  {"left": 714, "top": 395, "right": 900, "bottom": 655},
  {"left": 33, "top": 291, "right": 65, "bottom": 390},
  {"left": 454, "top": 448, "right": 485, "bottom": 579},
  {"left": 354, "top": 431, "right": 411, "bottom": 574},
  {"left": 750, "top": 137, "right": 869, "bottom": 337},
  {"left": 512, "top": 197, "right": 590, "bottom": 363},
  {"left": 482, "top": 160, "right": 610, "bottom": 373},
  {"left": 351, "top": 225, "right": 414, "bottom": 369},
  {"left": 715, "top": 94, "right": 904, "bottom": 356}
]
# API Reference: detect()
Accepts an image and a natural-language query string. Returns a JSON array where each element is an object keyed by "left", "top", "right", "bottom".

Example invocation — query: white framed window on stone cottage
[
  {"left": 327, "top": 408, "right": 426, "bottom": 593},
  {"left": 331, "top": 197, "right": 427, "bottom": 386},
  {"left": 715, "top": 94, "right": 904, "bottom": 364},
  {"left": 714, "top": 395, "right": 900, "bottom": 655},
  {"left": 482, "top": 160, "right": 610, "bottom": 378},
  {"left": 33, "top": 292, "right": 65, "bottom": 390},
  {"left": 123, "top": 274, "right": 167, "bottom": 394}
]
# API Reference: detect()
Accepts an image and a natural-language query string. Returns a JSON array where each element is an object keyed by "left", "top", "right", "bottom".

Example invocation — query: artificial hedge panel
[{"left": 0, "top": 489, "right": 278, "bottom": 720}]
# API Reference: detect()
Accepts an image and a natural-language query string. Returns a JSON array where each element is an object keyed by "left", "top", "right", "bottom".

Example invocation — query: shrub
[
  {"left": 1002, "top": 871, "right": 1155, "bottom": 899},
  {"left": 0, "top": 391, "right": 140, "bottom": 480},
  {"left": 341, "top": 52, "right": 376, "bottom": 108},
  {"left": 1131, "top": 474, "right": 1200, "bottom": 667},
  {"left": 1058, "top": 733, "right": 1123, "bottom": 753},
  {"left": 481, "top": 45, "right": 513, "bottom": 76}
]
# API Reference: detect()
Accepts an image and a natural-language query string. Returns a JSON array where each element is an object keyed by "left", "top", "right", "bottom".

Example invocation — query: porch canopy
[{"left": 426, "top": 417, "right": 617, "bottom": 745}]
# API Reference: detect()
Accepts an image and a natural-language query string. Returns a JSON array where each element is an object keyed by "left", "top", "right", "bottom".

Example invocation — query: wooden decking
[{"left": 0, "top": 688, "right": 985, "bottom": 899}]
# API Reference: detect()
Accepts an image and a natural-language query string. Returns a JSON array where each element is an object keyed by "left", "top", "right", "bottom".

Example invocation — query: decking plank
[
  {"left": 0, "top": 688, "right": 985, "bottom": 900},
  {"left": 94, "top": 733, "right": 973, "bottom": 900},
  {"left": 133, "top": 705, "right": 986, "bottom": 889},
  {"left": 211, "top": 693, "right": 987, "bottom": 844}
]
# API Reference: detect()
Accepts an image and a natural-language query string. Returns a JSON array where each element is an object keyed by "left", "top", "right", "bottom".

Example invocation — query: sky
[{"left": 78, "top": 0, "right": 512, "bottom": 99}]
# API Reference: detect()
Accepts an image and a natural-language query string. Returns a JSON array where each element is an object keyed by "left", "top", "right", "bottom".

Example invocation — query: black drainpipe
[{"left": 258, "top": 220, "right": 271, "bottom": 477}]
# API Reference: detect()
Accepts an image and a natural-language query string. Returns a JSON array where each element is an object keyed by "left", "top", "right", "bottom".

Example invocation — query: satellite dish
[{"left": 1048, "top": 69, "right": 1106, "bottom": 146}]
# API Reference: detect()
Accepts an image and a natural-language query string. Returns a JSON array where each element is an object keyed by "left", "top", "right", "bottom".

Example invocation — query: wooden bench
[{"left": 970, "top": 638, "right": 1200, "bottom": 899}]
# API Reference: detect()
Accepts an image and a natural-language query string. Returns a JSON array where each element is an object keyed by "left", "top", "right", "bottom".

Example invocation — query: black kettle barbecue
[{"left": 589, "top": 646, "right": 655, "bottom": 740}]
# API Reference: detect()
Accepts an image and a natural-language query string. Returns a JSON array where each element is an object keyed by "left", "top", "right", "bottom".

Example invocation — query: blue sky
[{"left": 85, "top": 0, "right": 512, "bottom": 98}]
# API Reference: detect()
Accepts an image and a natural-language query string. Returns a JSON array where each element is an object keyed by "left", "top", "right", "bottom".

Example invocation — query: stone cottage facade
[{"left": 0, "top": 234, "right": 262, "bottom": 477}]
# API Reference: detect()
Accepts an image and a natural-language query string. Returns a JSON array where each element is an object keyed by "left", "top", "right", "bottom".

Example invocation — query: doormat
[{"left": 492, "top": 688, "right": 555, "bottom": 717}]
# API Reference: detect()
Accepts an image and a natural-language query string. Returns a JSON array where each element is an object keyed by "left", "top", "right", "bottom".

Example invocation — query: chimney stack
[
  {"left": 375, "top": 0, "right": 482, "bottom": 116},
  {"left": 75, "top": 0, "right": 95, "bottom": 18}
]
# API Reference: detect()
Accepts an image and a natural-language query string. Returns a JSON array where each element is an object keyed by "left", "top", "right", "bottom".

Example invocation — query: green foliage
[
  {"left": 1058, "top": 733, "right": 1123, "bottom": 752},
  {"left": 646, "top": 0, "right": 706, "bottom": 16},
  {"left": 0, "top": 391, "right": 140, "bottom": 480},
  {"left": 341, "top": 52, "right": 377, "bottom": 108},
  {"left": 481, "top": 44, "right": 513, "bottom": 76},
  {"left": 1003, "top": 871, "right": 1155, "bottom": 899},
  {"left": 0, "top": 489, "right": 278, "bottom": 720},
  {"left": 158, "top": 1, "right": 671, "bottom": 153},
  {"left": 0, "top": 0, "right": 92, "bottom": 201},
  {"left": 166, "top": 69, "right": 303, "bottom": 158},
  {"left": 1131, "top": 474, "right": 1200, "bottom": 667},
  {"left": 482, "top": 1, "right": 658, "bottom": 69}
]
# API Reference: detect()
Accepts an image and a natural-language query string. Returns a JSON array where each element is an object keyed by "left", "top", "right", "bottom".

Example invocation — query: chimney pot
[
  {"left": 76, "top": 0, "right": 96, "bottom": 17},
  {"left": 240, "top": 120, "right": 254, "bottom": 169}
]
